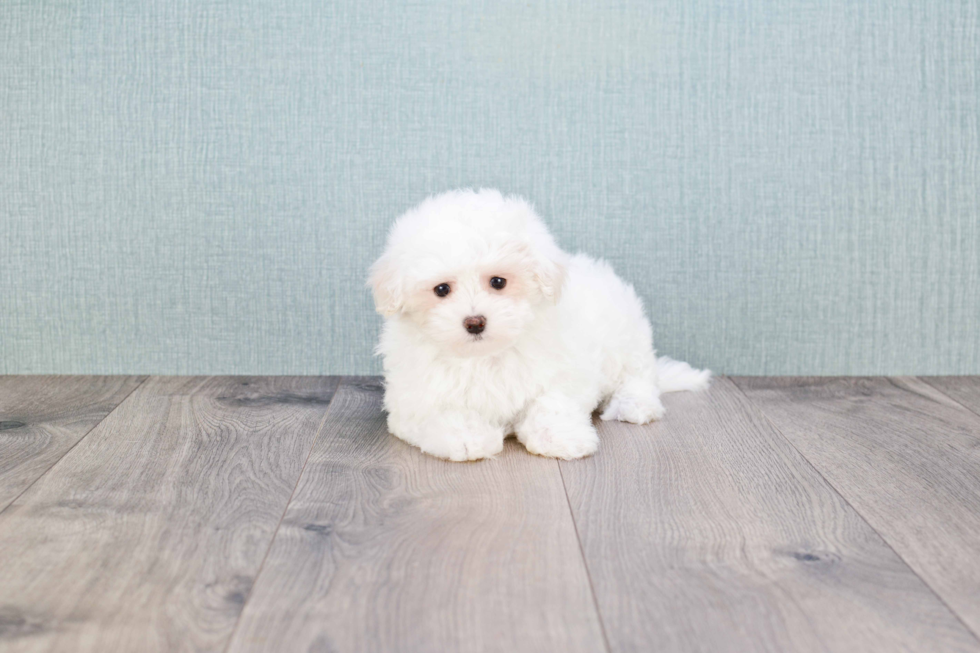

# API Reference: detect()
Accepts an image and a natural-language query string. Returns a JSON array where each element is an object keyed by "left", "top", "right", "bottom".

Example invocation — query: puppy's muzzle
[{"left": 463, "top": 315, "right": 486, "bottom": 335}]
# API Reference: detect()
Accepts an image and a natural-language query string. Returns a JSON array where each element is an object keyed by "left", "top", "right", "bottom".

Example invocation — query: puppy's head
[{"left": 369, "top": 189, "right": 566, "bottom": 357}]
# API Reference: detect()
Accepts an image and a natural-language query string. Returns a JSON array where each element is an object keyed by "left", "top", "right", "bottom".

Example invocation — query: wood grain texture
[
  {"left": 0, "top": 375, "right": 145, "bottom": 510},
  {"left": 227, "top": 378, "right": 606, "bottom": 653},
  {"left": 0, "top": 376, "right": 340, "bottom": 652},
  {"left": 921, "top": 377, "right": 980, "bottom": 418},
  {"left": 734, "top": 376, "right": 980, "bottom": 640},
  {"left": 560, "top": 377, "right": 980, "bottom": 652}
]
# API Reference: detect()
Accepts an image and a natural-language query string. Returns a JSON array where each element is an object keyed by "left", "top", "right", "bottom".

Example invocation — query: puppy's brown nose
[{"left": 463, "top": 315, "right": 486, "bottom": 335}]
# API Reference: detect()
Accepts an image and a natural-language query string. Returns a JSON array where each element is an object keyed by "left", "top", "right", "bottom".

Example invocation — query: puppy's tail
[{"left": 655, "top": 356, "right": 712, "bottom": 393}]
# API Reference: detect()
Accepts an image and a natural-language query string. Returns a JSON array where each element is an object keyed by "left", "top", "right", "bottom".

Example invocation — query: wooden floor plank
[
  {"left": 0, "top": 375, "right": 145, "bottom": 511},
  {"left": 560, "top": 377, "right": 979, "bottom": 653},
  {"left": 921, "top": 376, "right": 980, "bottom": 418},
  {"left": 0, "top": 376, "right": 340, "bottom": 652},
  {"left": 227, "top": 378, "right": 606, "bottom": 653},
  {"left": 734, "top": 376, "right": 980, "bottom": 641}
]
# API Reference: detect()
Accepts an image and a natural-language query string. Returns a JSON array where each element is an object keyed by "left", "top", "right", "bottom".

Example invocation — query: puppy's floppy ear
[
  {"left": 532, "top": 252, "right": 567, "bottom": 304},
  {"left": 368, "top": 253, "right": 405, "bottom": 316},
  {"left": 495, "top": 236, "right": 566, "bottom": 303}
]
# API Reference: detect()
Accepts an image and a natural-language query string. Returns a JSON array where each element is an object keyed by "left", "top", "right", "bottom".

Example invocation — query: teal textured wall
[{"left": 2, "top": 1, "right": 978, "bottom": 375}]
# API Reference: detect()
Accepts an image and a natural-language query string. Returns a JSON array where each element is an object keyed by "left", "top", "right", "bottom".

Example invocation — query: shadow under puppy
[{"left": 369, "top": 189, "right": 710, "bottom": 461}]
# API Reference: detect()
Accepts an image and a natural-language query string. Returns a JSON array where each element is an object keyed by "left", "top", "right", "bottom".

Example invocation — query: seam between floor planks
[
  {"left": 909, "top": 376, "right": 980, "bottom": 641},
  {"left": 730, "top": 376, "right": 980, "bottom": 645},
  {"left": 920, "top": 377, "right": 980, "bottom": 422},
  {"left": 733, "top": 375, "right": 980, "bottom": 644},
  {"left": 221, "top": 381, "right": 343, "bottom": 653},
  {"left": 0, "top": 375, "right": 344, "bottom": 652},
  {"left": 560, "top": 376, "right": 980, "bottom": 652},
  {"left": 226, "top": 377, "right": 607, "bottom": 653},
  {"left": 556, "top": 460, "right": 613, "bottom": 653},
  {"left": 0, "top": 375, "right": 148, "bottom": 515}
]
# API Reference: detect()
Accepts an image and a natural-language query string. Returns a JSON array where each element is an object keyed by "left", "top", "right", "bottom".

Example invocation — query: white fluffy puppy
[{"left": 369, "top": 189, "right": 710, "bottom": 461}]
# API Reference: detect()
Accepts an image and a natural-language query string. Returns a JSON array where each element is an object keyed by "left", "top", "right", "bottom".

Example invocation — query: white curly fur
[{"left": 369, "top": 189, "right": 710, "bottom": 461}]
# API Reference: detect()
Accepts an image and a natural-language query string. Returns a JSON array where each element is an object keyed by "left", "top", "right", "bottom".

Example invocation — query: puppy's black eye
[
  {"left": 490, "top": 277, "right": 507, "bottom": 290},
  {"left": 434, "top": 283, "right": 451, "bottom": 297}
]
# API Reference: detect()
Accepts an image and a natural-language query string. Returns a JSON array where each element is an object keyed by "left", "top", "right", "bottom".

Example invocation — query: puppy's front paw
[
  {"left": 520, "top": 421, "right": 598, "bottom": 460},
  {"left": 420, "top": 424, "right": 504, "bottom": 462},
  {"left": 600, "top": 387, "right": 665, "bottom": 424}
]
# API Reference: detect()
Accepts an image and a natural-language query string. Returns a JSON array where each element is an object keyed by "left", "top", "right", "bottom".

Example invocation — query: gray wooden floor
[{"left": 2, "top": 376, "right": 980, "bottom": 652}]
